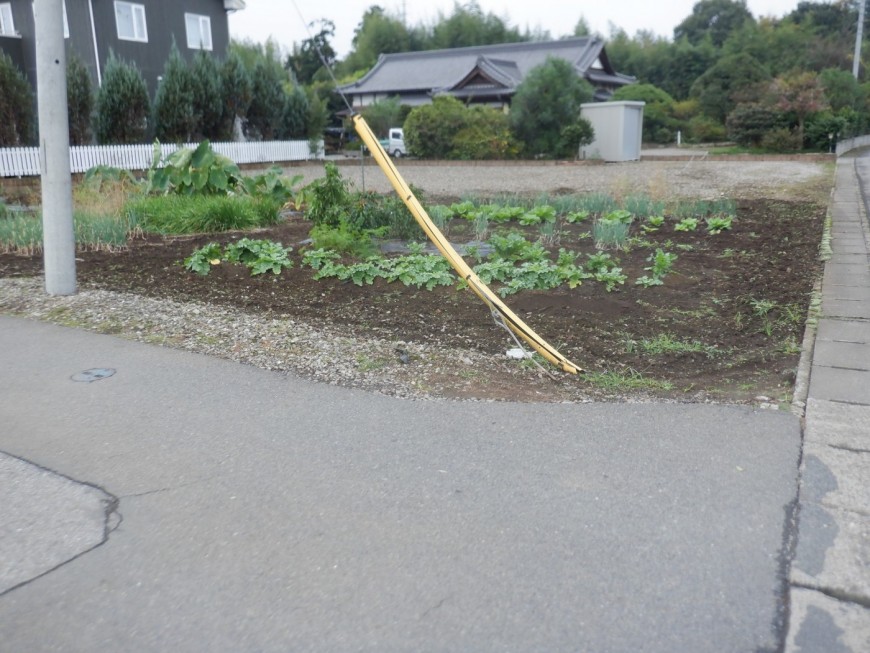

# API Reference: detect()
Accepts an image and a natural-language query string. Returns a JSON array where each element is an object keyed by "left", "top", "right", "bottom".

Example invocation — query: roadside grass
[
  {"left": 623, "top": 332, "right": 725, "bottom": 358},
  {"left": 583, "top": 368, "right": 675, "bottom": 392}
]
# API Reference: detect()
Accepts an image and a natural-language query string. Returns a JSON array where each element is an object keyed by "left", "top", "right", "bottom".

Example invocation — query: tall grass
[
  {"left": 0, "top": 211, "right": 137, "bottom": 254},
  {"left": 125, "top": 195, "right": 280, "bottom": 234},
  {"left": 593, "top": 217, "right": 631, "bottom": 250}
]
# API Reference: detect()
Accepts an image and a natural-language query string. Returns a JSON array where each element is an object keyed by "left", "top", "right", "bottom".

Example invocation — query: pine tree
[
  {"left": 94, "top": 52, "right": 150, "bottom": 144},
  {"left": 153, "top": 44, "right": 196, "bottom": 143},
  {"left": 278, "top": 86, "right": 309, "bottom": 139},
  {"left": 0, "top": 52, "right": 34, "bottom": 146},
  {"left": 246, "top": 58, "right": 285, "bottom": 140},
  {"left": 67, "top": 53, "right": 94, "bottom": 145},
  {"left": 191, "top": 50, "right": 223, "bottom": 140},
  {"left": 219, "top": 52, "right": 251, "bottom": 140}
]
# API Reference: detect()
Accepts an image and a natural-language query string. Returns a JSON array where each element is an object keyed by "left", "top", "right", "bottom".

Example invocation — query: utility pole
[
  {"left": 34, "top": 0, "right": 76, "bottom": 295},
  {"left": 854, "top": 0, "right": 866, "bottom": 79}
]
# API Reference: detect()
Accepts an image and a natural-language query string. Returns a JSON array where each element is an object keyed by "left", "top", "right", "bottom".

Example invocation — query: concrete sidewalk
[
  {"left": 1, "top": 316, "right": 801, "bottom": 652},
  {"left": 784, "top": 157, "right": 870, "bottom": 652}
]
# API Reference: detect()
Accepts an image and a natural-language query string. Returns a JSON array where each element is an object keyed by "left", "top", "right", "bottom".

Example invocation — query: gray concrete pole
[{"left": 34, "top": 0, "right": 76, "bottom": 295}]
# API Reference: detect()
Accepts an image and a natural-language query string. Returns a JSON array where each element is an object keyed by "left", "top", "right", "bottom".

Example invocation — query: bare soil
[{"left": 0, "top": 184, "right": 826, "bottom": 404}]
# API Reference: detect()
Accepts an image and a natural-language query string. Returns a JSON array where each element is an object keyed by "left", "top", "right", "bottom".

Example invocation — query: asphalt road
[{"left": 0, "top": 316, "right": 801, "bottom": 652}]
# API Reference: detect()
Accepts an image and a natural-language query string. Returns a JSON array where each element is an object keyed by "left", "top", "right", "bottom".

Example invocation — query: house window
[
  {"left": 114, "top": 1, "right": 147, "bottom": 42},
  {"left": 0, "top": 3, "right": 15, "bottom": 36},
  {"left": 185, "top": 13, "right": 212, "bottom": 50}
]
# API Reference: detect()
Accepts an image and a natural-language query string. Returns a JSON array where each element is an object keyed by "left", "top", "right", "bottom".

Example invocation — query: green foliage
[
  {"left": 285, "top": 19, "right": 337, "bottom": 85},
  {"left": 127, "top": 194, "right": 279, "bottom": 234},
  {"left": 0, "top": 210, "right": 135, "bottom": 254},
  {"left": 279, "top": 86, "right": 310, "bottom": 139},
  {"left": 342, "top": 8, "right": 411, "bottom": 74},
  {"left": 726, "top": 103, "right": 779, "bottom": 147},
  {"left": 489, "top": 231, "right": 547, "bottom": 262},
  {"left": 404, "top": 96, "right": 463, "bottom": 158},
  {"left": 145, "top": 141, "right": 243, "bottom": 196},
  {"left": 153, "top": 44, "right": 197, "bottom": 143},
  {"left": 184, "top": 242, "right": 223, "bottom": 275},
  {"left": 430, "top": 2, "right": 526, "bottom": 49},
  {"left": 240, "top": 167, "right": 303, "bottom": 206},
  {"left": 674, "top": 217, "right": 699, "bottom": 232},
  {"left": 302, "top": 248, "right": 455, "bottom": 289},
  {"left": 95, "top": 53, "right": 150, "bottom": 144},
  {"left": 451, "top": 106, "right": 520, "bottom": 160},
  {"left": 593, "top": 217, "right": 631, "bottom": 250},
  {"left": 308, "top": 223, "right": 379, "bottom": 258},
  {"left": 0, "top": 51, "right": 34, "bottom": 146},
  {"left": 190, "top": 50, "right": 224, "bottom": 140},
  {"left": 185, "top": 239, "right": 293, "bottom": 276},
  {"left": 559, "top": 116, "right": 596, "bottom": 156},
  {"left": 220, "top": 52, "right": 252, "bottom": 140},
  {"left": 612, "top": 83, "right": 678, "bottom": 143},
  {"left": 361, "top": 96, "right": 403, "bottom": 138},
  {"left": 706, "top": 216, "right": 733, "bottom": 234},
  {"left": 305, "top": 162, "right": 351, "bottom": 227},
  {"left": 67, "top": 53, "right": 94, "bottom": 145},
  {"left": 225, "top": 238, "right": 294, "bottom": 275},
  {"left": 674, "top": 0, "right": 755, "bottom": 47},
  {"left": 246, "top": 58, "right": 286, "bottom": 140},
  {"left": 510, "top": 57, "right": 595, "bottom": 158},
  {"left": 690, "top": 53, "right": 770, "bottom": 123}
]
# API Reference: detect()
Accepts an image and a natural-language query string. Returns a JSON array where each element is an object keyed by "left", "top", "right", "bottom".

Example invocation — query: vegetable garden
[{"left": 0, "top": 145, "right": 827, "bottom": 403}]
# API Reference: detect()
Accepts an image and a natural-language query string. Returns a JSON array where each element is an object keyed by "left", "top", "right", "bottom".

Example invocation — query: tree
[
  {"left": 246, "top": 58, "right": 285, "bottom": 140},
  {"left": 768, "top": 70, "right": 829, "bottom": 143},
  {"left": 674, "top": 0, "right": 755, "bottom": 47},
  {"left": 343, "top": 7, "right": 410, "bottom": 74},
  {"left": 430, "top": 1, "right": 525, "bottom": 49},
  {"left": 67, "top": 53, "right": 93, "bottom": 145},
  {"left": 361, "top": 96, "right": 403, "bottom": 138},
  {"left": 510, "top": 57, "right": 594, "bottom": 158},
  {"left": 191, "top": 50, "right": 223, "bottom": 140},
  {"left": 0, "top": 52, "right": 33, "bottom": 146},
  {"left": 94, "top": 52, "right": 150, "bottom": 144},
  {"left": 220, "top": 51, "right": 252, "bottom": 140},
  {"left": 285, "top": 19, "right": 336, "bottom": 85},
  {"left": 153, "top": 44, "right": 197, "bottom": 143},
  {"left": 612, "top": 83, "right": 678, "bottom": 143},
  {"left": 278, "top": 85, "right": 309, "bottom": 139},
  {"left": 689, "top": 52, "right": 770, "bottom": 122}
]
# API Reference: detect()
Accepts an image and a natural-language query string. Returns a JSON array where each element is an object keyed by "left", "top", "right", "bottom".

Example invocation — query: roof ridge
[{"left": 378, "top": 36, "right": 596, "bottom": 62}]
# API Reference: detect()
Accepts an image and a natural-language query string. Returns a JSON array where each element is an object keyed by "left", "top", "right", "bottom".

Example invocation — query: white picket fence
[{"left": 0, "top": 139, "right": 321, "bottom": 178}]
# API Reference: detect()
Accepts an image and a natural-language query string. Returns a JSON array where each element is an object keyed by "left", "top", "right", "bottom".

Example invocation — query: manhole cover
[{"left": 71, "top": 368, "right": 116, "bottom": 383}]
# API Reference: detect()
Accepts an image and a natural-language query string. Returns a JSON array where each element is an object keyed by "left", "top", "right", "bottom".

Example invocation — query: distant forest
[{"left": 276, "top": 0, "right": 870, "bottom": 149}]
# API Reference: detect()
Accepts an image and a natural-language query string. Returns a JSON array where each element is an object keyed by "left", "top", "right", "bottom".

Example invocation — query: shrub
[
  {"left": 450, "top": 106, "right": 519, "bottom": 159},
  {"left": 94, "top": 53, "right": 150, "bottom": 144},
  {"left": 611, "top": 83, "right": 677, "bottom": 144},
  {"left": 67, "top": 53, "right": 93, "bottom": 145},
  {"left": 0, "top": 51, "right": 34, "bottom": 146},
  {"left": 403, "top": 95, "right": 467, "bottom": 159},
  {"left": 687, "top": 115, "right": 727, "bottom": 143},
  {"left": 760, "top": 127, "right": 802, "bottom": 152},
  {"left": 726, "top": 103, "right": 779, "bottom": 148},
  {"left": 361, "top": 96, "right": 403, "bottom": 138},
  {"left": 305, "top": 162, "right": 352, "bottom": 226}
]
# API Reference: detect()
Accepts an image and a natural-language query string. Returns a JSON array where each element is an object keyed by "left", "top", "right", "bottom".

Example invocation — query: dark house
[
  {"left": 0, "top": 0, "right": 245, "bottom": 96},
  {"left": 339, "top": 37, "right": 634, "bottom": 112}
]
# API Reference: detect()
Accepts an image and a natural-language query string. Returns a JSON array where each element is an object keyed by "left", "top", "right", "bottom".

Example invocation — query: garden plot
[{"left": 0, "top": 154, "right": 829, "bottom": 403}]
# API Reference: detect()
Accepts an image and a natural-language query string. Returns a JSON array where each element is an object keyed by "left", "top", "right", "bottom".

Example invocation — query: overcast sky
[{"left": 228, "top": 1, "right": 806, "bottom": 58}]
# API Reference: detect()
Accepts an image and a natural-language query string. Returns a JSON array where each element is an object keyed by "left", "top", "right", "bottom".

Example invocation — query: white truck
[{"left": 379, "top": 128, "right": 407, "bottom": 157}]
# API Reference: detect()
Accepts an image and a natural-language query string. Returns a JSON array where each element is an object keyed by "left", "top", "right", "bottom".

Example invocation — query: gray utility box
[{"left": 579, "top": 101, "right": 645, "bottom": 162}]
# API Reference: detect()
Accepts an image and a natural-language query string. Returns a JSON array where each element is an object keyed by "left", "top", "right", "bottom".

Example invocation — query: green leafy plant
[
  {"left": 126, "top": 194, "right": 279, "bottom": 234},
  {"left": 450, "top": 200, "right": 476, "bottom": 219},
  {"left": 706, "top": 215, "right": 734, "bottom": 234},
  {"left": 183, "top": 242, "right": 223, "bottom": 276},
  {"left": 594, "top": 268, "right": 628, "bottom": 292},
  {"left": 145, "top": 140, "right": 244, "bottom": 196},
  {"left": 593, "top": 217, "right": 631, "bottom": 250},
  {"left": 564, "top": 210, "right": 590, "bottom": 224},
  {"left": 642, "top": 215, "right": 666, "bottom": 233},
  {"left": 674, "top": 217, "right": 699, "bottom": 232},
  {"left": 224, "top": 238, "right": 294, "bottom": 275},
  {"left": 489, "top": 232, "right": 547, "bottom": 262}
]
